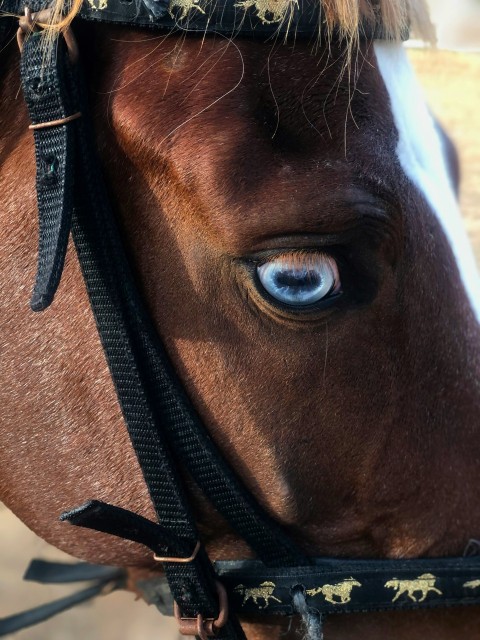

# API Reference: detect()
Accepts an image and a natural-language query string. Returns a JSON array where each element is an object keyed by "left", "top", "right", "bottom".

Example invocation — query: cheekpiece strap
[{"left": 19, "top": 23, "right": 79, "bottom": 311}]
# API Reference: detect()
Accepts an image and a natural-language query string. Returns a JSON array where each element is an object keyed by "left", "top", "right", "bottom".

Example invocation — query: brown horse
[{"left": 1, "top": 0, "right": 480, "bottom": 637}]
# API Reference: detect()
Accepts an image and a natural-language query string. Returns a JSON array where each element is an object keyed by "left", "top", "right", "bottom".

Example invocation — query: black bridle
[{"left": 1, "top": 3, "right": 480, "bottom": 639}]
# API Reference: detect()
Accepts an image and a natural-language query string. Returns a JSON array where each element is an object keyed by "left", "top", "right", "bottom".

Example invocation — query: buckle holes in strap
[
  {"left": 17, "top": 7, "right": 79, "bottom": 64},
  {"left": 39, "top": 155, "right": 59, "bottom": 183}
]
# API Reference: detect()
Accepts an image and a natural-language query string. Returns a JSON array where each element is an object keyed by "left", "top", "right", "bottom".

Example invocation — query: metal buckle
[
  {"left": 17, "top": 6, "right": 79, "bottom": 63},
  {"left": 153, "top": 540, "right": 201, "bottom": 564},
  {"left": 174, "top": 581, "right": 229, "bottom": 639}
]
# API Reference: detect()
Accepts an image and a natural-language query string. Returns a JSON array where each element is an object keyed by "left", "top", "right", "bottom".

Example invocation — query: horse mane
[
  {"left": 320, "top": 0, "right": 434, "bottom": 43},
  {"left": 43, "top": 0, "right": 435, "bottom": 45}
]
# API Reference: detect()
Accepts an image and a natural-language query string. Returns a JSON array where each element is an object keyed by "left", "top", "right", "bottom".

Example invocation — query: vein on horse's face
[{"left": 374, "top": 41, "right": 480, "bottom": 324}]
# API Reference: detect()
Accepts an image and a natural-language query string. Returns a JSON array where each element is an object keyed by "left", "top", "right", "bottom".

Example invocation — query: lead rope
[
  {"left": 292, "top": 588, "right": 324, "bottom": 640},
  {"left": 0, "top": 562, "right": 125, "bottom": 638}
]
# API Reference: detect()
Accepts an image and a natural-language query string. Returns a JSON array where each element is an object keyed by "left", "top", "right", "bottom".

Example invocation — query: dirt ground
[{"left": 1, "top": 49, "right": 479, "bottom": 640}]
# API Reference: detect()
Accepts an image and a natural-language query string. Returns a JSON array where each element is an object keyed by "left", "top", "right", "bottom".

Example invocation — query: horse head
[
  {"left": 0, "top": 0, "right": 479, "bottom": 638},
  {"left": 385, "top": 579, "right": 400, "bottom": 591}
]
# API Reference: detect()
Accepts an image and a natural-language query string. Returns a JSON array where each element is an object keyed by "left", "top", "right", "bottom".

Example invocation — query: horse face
[
  {"left": 91, "top": 31, "right": 480, "bottom": 557},
  {"left": 1, "top": 23, "right": 480, "bottom": 639}
]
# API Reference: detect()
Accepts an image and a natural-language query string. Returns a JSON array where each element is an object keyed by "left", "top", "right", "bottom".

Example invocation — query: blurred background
[
  {"left": 428, "top": 0, "right": 480, "bottom": 50},
  {"left": 1, "top": 1, "right": 480, "bottom": 638}
]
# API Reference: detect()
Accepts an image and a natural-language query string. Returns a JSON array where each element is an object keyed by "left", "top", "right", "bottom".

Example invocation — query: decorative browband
[
  {"left": 80, "top": 0, "right": 322, "bottom": 35},
  {"left": 85, "top": 0, "right": 410, "bottom": 39},
  {"left": 0, "top": 0, "right": 409, "bottom": 39}
]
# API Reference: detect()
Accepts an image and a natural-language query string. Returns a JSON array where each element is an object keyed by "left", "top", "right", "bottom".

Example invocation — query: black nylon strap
[
  {"left": 142, "top": 556, "right": 480, "bottom": 616},
  {"left": 20, "top": 32, "right": 75, "bottom": 311},
  {"left": 60, "top": 40, "right": 248, "bottom": 637},
  {"left": 61, "top": 500, "right": 197, "bottom": 558},
  {"left": 18, "top": 28, "right": 238, "bottom": 638},
  {"left": 58, "top": 23, "right": 307, "bottom": 570}
]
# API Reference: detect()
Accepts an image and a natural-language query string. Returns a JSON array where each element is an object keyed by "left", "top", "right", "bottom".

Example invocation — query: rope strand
[{"left": 292, "top": 588, "right": 324, "bottom": 640}]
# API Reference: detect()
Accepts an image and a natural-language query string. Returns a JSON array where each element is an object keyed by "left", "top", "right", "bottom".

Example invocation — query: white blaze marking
[{"left": 373, "top": 41, "right": 480, "bottom": 323}]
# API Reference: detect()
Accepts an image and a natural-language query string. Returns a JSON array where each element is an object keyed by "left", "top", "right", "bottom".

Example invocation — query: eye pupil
[{"left": 257, "top": 252, "right": 340, "bottom": 308}]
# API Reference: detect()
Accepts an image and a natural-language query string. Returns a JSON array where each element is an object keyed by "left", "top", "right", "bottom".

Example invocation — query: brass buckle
[
  {"left": 174, "top": 581, "right": 229, "bottom": 639},
  {"left": 153, "top": 540, "right": 201, "bottom": 564},
  {"left": 17, "top": 6, "right": 79, "bottom": 63}
]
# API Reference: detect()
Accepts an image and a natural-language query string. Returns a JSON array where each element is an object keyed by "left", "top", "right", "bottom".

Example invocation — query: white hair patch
[{"left": 373, "top": 41, "right": 480, "bottom": 323}]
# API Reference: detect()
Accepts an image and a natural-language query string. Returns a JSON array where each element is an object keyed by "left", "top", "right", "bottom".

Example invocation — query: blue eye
[{"left": 257, "top": 252, "right": 341, "bottom": 307}]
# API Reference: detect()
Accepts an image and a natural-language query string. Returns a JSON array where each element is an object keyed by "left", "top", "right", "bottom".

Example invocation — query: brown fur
[{"left": 1, "top": 23, "right": 479, "bottom": 639}]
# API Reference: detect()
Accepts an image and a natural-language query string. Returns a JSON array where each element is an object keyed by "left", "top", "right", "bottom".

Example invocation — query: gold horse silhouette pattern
[
  {"left": 306, "top": 578, "right": 362, "bottom": 605},
  {"left": 234, "top": 582, "right": 281, "bottom": 609},
  {"left": 384, "top": 574, "right": 442, "bottom": 603},
  {"left": 464, "top": 580, "right": 480, "bottom": 590},
  {"left": 87, "top": 0, "right": 108, "bottom": 9},
  {"left": 168, "top": 0, "right": 205, "bottom": 18},
  {"left": 234, "top": 573, "right": 480, "bottom": 610},
  {"left": 234, "top": 0, "right": 298, "bottom": 24}
]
